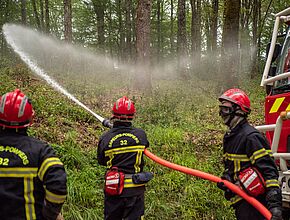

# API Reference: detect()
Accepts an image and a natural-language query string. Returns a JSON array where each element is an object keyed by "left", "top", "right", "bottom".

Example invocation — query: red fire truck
[{"left": 259, "top": 7, "right": 290, "bottom": 210}]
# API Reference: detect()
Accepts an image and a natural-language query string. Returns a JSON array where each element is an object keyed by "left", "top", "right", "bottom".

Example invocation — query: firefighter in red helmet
[
  {"left": 97, "top": 96, "right": 153, "bottom": 220},
  {"left": 217, "top": 88, "right": 283, "bottom": 220},
  {"left": 0, "top": 89, "right": 67, "bottom": 220}
]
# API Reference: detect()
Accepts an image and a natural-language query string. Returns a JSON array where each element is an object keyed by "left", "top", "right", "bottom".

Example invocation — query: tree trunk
[
  {"left": 211, "top": 0, "right": 218, "bottom": 52},
  {"left": 190, "top": 0, "right": 201, "bottom": 76},
  {"left": 92, "top": 0, "right": 105, "bottom": 50},
  {"left": 44, "top": 0, "right": 50, "bottom": 33},
  {"left": 64, "top": 0, "right": 72, "bottom": 42},
  {"left": 251, "top": 0, "right": 258, "bottom": 77},
  {"left": 117, "top": 0, "right": 125, "bottom": 60},
  {"left": 170, "top": 0, "right": 174, "bottom": 54},
  {"left": 39, "top": 0, "right": 44, "bottom": 30},
  {"left": 240, "top": 0, "right": 251, "bottom": 76},
  {"left": 135, "top": 0, "right": 152, "bottom": 91},
  {"left": 157, "top": 0, "right": 162, "bottom": 62},
  {"left": 125, "top": 0, "right": 132, "bottom": 62},
  {"left": 222, "top": 0, "right": 241, "bottom": 89},
  {"left": 21, "top": 0, "right": 27, "bottom": 25},
  {"left": 32, "top": 0, "right": 41, "bottom": 29},
  {"left": 177, "top": 0, "right": 188, "bottom": 79}
]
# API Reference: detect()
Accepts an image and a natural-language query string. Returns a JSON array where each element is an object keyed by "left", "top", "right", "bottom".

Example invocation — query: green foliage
[{"left": 0, "top": 60, "right": 268, "bottom": 219}]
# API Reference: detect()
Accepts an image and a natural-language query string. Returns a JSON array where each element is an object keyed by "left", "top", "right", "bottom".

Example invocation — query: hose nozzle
[{"left": 102, "top": 119, "right": 113, "bottom": 128}]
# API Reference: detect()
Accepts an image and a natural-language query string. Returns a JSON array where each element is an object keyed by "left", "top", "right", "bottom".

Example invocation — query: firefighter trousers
[
  {"left": 104, "top": 193, "right": 144, "bottom": 220},
  {"left": 234, "top": 199, "right": 266, "bottom": 220}
]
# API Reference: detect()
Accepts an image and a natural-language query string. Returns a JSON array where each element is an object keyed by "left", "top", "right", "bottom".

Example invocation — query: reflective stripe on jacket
[
  {"left": 97, "top": 122, "right": 149, "bottom": 197},
  {"left": 222, "top": 119, "right": 279, "bottom": 205},
  {"left": 0, "top": 129, "right": 67, "bottom": 220}
]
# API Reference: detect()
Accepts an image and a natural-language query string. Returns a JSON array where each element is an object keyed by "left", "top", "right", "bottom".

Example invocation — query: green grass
[{"left": 0, "top": 57, "right": 267, "bottom": 219}]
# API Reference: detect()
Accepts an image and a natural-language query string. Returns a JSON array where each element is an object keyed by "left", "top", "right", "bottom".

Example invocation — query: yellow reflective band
[
  {"left": 250, "top": 148, "right": 269, "bottom": 164},
  {"left": 134, "top": 151, "right": 142, "bottom": 173},
  {"left": 45, "top": 189, "right": 66, "bottom": 204},
  {"left": 0, "top": 167, "right": 37, "bottom": 177},
  {"left": 223, "top": 153, "right": 249, "bottom": 161},
  {"left": 234, "top": 160, "right": 240, "bottom": 173},
  {"left": 24, "top": 177, "right": 36, "bottom": 220},
  {"left": 269, "top": 97, "right": 285, "bottom": 113},
  {"left": 105, "top": 146, "right": 145, "bottom": 156},
  {"left": 266, "top": 179, "right": 279, "bottom": 188},
  {"left": 230, "top": 196, "right": 242, "bottom": 205},
  {"left": 267, "top": 150, "right": 273, "bottom": 156},
  {"left": 124, "top": 179, "right": 145, "bottom": 188},
  {"left": 38, "top": 158, "right": 63, "bottom": 181}
]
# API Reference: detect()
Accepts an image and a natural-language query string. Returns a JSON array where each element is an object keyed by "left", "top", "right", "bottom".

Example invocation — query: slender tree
[
  {"left": 222, "top": 0, "right": 241, "bottom": 88},
  {"left": 92, "top": 0, "right": 105, "bottom": 50},
  {"left": 211, "top": 0, "right": 218, "bottom": 52},
  {"left": 190, "top": 0, "right": 201, "bottom": 68},
  {"left": 44, "top": 0, "right": 50, "bottom": 33},
  {"left": 64, "top": 0, "right": 72, "bottom": 42},
  {"left": 117, "top": 0, "right": 125, "bottom": 59},
  {"left": 21, "top": 0, "right": 27, "bottom": 25},
  {"left": 135, "top": 0, "right": 152, "bottom": 90},
  {"left": 39, "top": 0, "right": 44, "bottom": 29},
  {"left": 240, "top": 0, "right": 252, "bottom": 75},
  {"left": 125, "top": 0, "right": 132, "bottom": 61},
  {"left": 32, "top": 0, "right": 41, "bottom": 29},
  {"left": 170, "top": 0, "right": 174, "bottom": 54},
  {"left": 177, "top": 0, "right": 188, "bottom": 79}
]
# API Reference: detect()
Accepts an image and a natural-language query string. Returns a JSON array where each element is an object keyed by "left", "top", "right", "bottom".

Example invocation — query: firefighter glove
[
  {"left": 270, "top": 207, "right": 283, "bottom": 220},
  {"left": 266, "top": 188, "right": 283, "bottom": 220},
  {"left": 132, "top": 172, "right": 154, "bottom": 184},
  {"left": 217, "top": 182, "right": 235, "bottom": 201}
]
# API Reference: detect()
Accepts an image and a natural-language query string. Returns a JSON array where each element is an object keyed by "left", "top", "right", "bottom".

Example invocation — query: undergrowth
[{"left": 0, "top": 57, "right": 267, "bottom": 219}]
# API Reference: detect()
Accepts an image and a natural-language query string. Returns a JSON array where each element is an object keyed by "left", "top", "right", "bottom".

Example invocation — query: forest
[{"left": 0, "top": 0, "right": 290, "bottom": 219}]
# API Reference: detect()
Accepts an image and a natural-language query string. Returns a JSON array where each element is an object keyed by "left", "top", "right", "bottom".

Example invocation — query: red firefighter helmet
[
  {"left": 112, "top": 96, "right": 136, "bottom": 121},
  {"left": 219, "top": 88, "right": 251, "bottom": 113},
  {"left": 0, "top": 89, "right": 34, "bottom": 128}
]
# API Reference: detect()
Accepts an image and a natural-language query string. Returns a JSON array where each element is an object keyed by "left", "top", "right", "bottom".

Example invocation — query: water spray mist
[{"left": 3, "top": 24, "right": 112, "bottom": 127}]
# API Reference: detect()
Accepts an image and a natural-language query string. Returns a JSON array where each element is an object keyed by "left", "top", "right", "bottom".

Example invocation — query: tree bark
[
  {"left": 177, "top": 0, "right": 188, "bottom": 79},
  {"left": 135, "top": 0, "right": 152, "bottom": 91},
  {"left": 190, "top": 0, "right": 201, "bottom": 76},
  {"left": 92, "top": 0, "right": 105, "bottom": 50},
  {"left": 211, "top": 0, "right": 218, "bottom": 52},
  {"left": 157, "top": 0, "right": 162, "bottom": 61},
  {"left": 44, "top": 0, "right": 50, "bottom": 33},
  {"left": 64, "top": 0, "right": 72, "bottom": 42},
  {"left": 117, "top": 0, "right": 125, "bottom": 60},
  {"left": 32, "top": 0, "right": 41, "bottom": 29},
  {"left": 222, "top": 0, "right": 241, "bottom": 88},
  {"left": 39, "top": 0, "right": 44, "bottom": 30},
  {"left": 170, "top": 0, "right": 174, "bottom": 54},
  {"left": 125, "top": 0, "right": 132, "bottom": 62},
  {"left": 251, "top": 0, "right": 258, "bottom": 77},
  {"left": 21, "top": 0, "right": 27, "bottom": 25}
]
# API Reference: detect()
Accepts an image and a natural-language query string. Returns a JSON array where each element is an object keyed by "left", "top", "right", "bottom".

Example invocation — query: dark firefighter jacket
[
  {"left": 222, "top": 119, "right": 279, "bottom": 205},
  {"left": 0, "top": 129, "right": 67, "bottom": 220},
  {"left": 97, "top": 122, "right": 149, "bottom": 197}
]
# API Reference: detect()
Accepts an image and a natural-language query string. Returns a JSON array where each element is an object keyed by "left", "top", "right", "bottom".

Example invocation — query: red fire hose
[{"left": 144, "top": 149, "right": 272, "bottom": 220}]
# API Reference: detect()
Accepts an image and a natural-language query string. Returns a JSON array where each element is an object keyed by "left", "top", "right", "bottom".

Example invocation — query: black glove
[
  {"left": 132, "top": 172, "right": 154, "bottom": 184},
  {"left": 266, "top": 188, "right": 283, "bottom": 220},
  {"left": 270, "top": 207, "right": 283, "bottom": 220},
  {"left": 42, "top": 199, "right": 63, "bottom": 220},
  {"left": 217, "top": 181, "right": 235, "bottom": 201}
]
